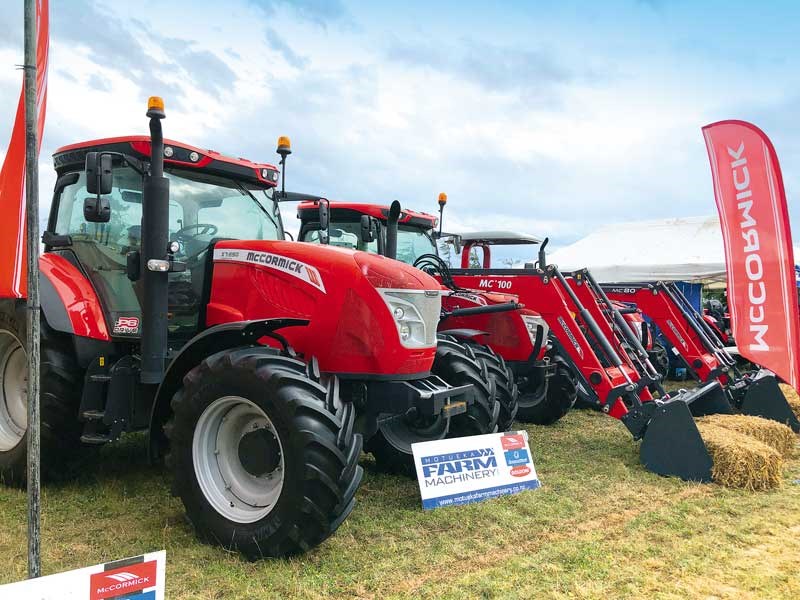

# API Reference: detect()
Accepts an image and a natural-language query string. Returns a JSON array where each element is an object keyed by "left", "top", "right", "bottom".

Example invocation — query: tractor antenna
[
  {"left": 276, "top": 136, "right": 291, "bottom": 199},
  {"left": 437, "top": 192, "right": 447, "bottom": 238}
]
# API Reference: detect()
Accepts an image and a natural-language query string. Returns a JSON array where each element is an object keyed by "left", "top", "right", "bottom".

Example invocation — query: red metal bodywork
[
  {"left": 605, "top": 285, "right": 722, "bottom": 383},
  {"left": 447, "top": 271, "right": 642, "bottom": 418},
  {"left": 297, "top": 200, "right": 438, "bottom": 227},
  {"left": 208, "top": 240, "right": 439, "bottom": 376},
  {"left": 439, "top": 290, "right": 541, "bottom": 362},
  {"left": 39, "top": 253, "right": 110, "bottom": 341}
]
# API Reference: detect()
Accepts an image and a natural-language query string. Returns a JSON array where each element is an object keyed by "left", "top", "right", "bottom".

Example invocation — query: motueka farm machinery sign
[
  {"left": 0, "top": 551, "right": 165, "bottom": 599},
  {"left": 412, "top": 431, "right": 541, "bottom": 509}
]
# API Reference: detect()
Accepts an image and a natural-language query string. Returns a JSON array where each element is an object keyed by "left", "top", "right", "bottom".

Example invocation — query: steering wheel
[{"left": 174, "top": 223, "right": 219, "bottom": 238}]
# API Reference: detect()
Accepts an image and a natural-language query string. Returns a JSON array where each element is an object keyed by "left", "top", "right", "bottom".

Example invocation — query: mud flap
[
  {"left": 739, "top": 372, "right": 800, "bottom": 432},
  {"left": 640, "top": 400, "right": 713, "bottom": 482},
  {"left": 679, "top": 381, "right": 734, "bottom": 417}
]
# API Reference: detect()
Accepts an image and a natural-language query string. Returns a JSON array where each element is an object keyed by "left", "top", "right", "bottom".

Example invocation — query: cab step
[{"left": 80, "top": 433, "right": 112, "bottom": 445}]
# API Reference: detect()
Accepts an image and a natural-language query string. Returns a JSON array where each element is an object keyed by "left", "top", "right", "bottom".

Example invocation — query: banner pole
[{"left": 23, "top": 0, "right": 42, "bottom": 579}]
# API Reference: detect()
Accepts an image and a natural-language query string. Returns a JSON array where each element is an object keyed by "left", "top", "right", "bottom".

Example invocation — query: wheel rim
[
  {"left": 192, "top": 396, "right": 284, "bottom": 523},
  {"left": 0, "top": 330, "right": 27, "bottom": 452}
]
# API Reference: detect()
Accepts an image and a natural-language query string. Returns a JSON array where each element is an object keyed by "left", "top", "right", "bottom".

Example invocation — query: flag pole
[{"left": 23, "top": 0, "right": 42, "bottom": 579}]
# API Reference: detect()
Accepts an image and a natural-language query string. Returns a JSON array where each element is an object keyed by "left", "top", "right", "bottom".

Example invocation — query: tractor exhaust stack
[
  {"left": 386, "top": 200, "right": 401, "bottom": 260},
  {"left": 140, "top": 97, "right": 170, "bottom": 385}
]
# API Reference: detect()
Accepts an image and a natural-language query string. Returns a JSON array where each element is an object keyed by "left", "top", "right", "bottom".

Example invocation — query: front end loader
[
  {"left": 0, "top": 98, "right": 475, "bottom": 559},
  {"left": 604, "top": 281, "right": 800, "bottom": 431}
]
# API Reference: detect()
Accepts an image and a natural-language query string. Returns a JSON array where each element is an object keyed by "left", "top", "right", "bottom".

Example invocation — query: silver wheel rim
[
  {"left": 192, "top": 396, "right": 284, "bottom": 523},
  {"left": 0, "top": 329, "right": 27, "bottom": 452}
]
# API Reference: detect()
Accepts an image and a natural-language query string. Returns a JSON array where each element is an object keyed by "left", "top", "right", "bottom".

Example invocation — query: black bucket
[
  {"left": 678, "top": 381, "right": 734, "bottom": 417},
  {"left": 739, "top": 371, "right": 800, "bottom": 433},
  {"left": 639, "top": 399, "right": 713, "bottom": 482}
]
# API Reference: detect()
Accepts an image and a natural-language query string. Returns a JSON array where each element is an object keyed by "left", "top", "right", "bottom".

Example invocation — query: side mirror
[
  {"left": 360, "top": 215, "right": 375, "bottom": 243},
  {"left": 83, "top": 195, "right": 111, "bottom": 223},
  {"left": 85, "top": 152, "right": 113, "bottom": 195},
  {"left": 318, "top": 200, "right": 329, "bottom": 244},
  {"left": 84, "top": 152, "right": 112, "bottom": 223}
]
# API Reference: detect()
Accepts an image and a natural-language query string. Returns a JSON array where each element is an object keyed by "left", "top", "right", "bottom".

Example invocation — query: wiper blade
[{"left": 233, "top": 181, "right": 280, "bottom": 231}]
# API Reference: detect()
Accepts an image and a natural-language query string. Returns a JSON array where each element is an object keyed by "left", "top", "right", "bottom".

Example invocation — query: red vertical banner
[
  {"left": 702, "top": 120, "right": 800, "bottom": 388},
  {"left": 0, "top": 0, "right": 49, "bottom": 298}
]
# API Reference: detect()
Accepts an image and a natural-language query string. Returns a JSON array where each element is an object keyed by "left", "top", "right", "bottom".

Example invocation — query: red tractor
[
  {"left": 0, "top": 99, "right": 475, "bottom": 558},
  {"left": 296, "top": 200, "right": 577, "bottom": 429}
]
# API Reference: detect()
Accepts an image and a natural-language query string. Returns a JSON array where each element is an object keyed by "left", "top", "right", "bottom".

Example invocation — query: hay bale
[
  {"left": 696, "top": 414, "right": 796, "bottom": 457},
  {"left": 778, "top": 383, "right": 800, "bottom": 420},
  {"left": 694, "top": 421, "right": 783, "bottom": 490}
]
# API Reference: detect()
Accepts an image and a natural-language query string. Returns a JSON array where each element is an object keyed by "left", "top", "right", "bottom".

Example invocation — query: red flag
[
  {"left": 702, "top": 120, "right": 800, "bottom": 388},
  {"left": 0, "top": 0, "right": 49, "bottom": 298}
]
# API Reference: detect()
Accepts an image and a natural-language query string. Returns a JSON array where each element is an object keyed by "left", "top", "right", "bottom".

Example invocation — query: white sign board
[
  {"left": 412, "top": 431, "right": 540, "bottom": 509},
  {"left": 0, "top": 550, "right": 166, "bottom": 600}
]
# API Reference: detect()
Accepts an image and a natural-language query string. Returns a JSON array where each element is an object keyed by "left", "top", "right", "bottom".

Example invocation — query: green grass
[{"left": 1, "top": 409, "right": 799, "bottom": 599}]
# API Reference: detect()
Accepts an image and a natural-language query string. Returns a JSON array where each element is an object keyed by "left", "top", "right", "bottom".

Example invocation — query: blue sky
[{"left": 0, "top": 0, "right": 798, "bottom": 263}]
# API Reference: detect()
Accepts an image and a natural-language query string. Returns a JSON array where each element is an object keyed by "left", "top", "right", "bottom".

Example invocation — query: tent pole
[{"left": 23, "top": 0, "right": 42, "bottom": 579}]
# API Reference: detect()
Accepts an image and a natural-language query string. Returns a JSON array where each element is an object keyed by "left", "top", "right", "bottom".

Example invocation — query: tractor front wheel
[
  {"left": 166, "top": 346, "right": 363, "bottom": 559},
  {"left": 434, "top": 336, "right": 499, "bottom": 437},
  {"left": 465, "top": 342, "right": 518, "bottom": 431},
  {"left": 649, "top": 341, "right": 670, "bottom": 380},
  {"left": 517, "top": 355, "right": 577, "bottom": 425}
]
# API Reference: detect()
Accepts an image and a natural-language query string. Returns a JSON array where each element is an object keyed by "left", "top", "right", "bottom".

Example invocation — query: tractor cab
[
  {"left": 47, "top": 137, "right": 283, "bottom": 345},
  {"left": 457, "top": 231, "right": 541, "bottom": 269},
  {"left": 298, "top": 201, "right": 440, "bottom": 265}
]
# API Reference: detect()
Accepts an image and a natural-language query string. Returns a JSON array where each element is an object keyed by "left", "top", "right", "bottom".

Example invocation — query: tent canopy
[{"left": 548, "top": 215, "right": 730, "bottom": 283}]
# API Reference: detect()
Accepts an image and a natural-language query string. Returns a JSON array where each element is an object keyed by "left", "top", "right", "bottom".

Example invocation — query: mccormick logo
[
  {"left": 419, "top": 448, "right": 498, "bottom": 487},
  {"left": 500, "top": 433, "right": 526, "bottom": 451},
  {"left": 666, "top": 319, "right": 688, "bottom": 350},
  {"left": 90, "top": 560, "right": 157, "bottom": 600},
  {"left": 213, "top": 248, "right": 326, "bottom": 293},
  {"left": 558, "top": 316, "right": 584, "bottom": 358},
  {"left": 113, "top": 316, "right": 140, "bottom": 335}
]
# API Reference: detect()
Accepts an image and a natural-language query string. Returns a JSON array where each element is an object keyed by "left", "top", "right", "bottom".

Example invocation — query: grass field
[{"left": 1, "top": 409, "right": 798, "bottom": 599}]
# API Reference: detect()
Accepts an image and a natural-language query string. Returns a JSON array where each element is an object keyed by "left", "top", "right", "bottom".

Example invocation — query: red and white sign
[
  {"left": 703, "top": 120, "right": 800, "bottom": 388},
  {"left": 0, "top": 0, "right": 49, "bottom": 299},
  {"left": 0, "top": 550, "right": 165, "bottom": 600},
  {"left": 90, "top": 560, "right": 157, "bottom": 600}
]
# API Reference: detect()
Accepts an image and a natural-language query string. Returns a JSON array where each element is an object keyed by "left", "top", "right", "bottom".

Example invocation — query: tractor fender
[
  {"left": 438, "top": 328, "right": 490, "bottom": 343},
  {"left": 39, "top": 253, "right": 110, "bottom": 340},
  {"left": 147, "top": 318, "right": 309, "bottom": 462}
]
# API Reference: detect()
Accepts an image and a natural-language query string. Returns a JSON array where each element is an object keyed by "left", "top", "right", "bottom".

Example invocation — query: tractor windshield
[
  {"left": 51, "top": 164, "right": 284, "bottom": 339},
  {"left": 395, "top": 225, "right": 437, "bottom": 265}
]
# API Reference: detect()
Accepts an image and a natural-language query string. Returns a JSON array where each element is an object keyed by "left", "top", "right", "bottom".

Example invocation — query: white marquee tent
[{"left": 548, "top": 215, "right": 800, "bottom": 284}]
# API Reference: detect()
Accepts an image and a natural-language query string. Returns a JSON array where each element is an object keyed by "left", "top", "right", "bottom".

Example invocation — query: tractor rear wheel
[
  {"left": 517, "top": 355, "right": 576, "bottom": 425},
  {"left": 434, "top": 336, "right": 499, "bottom": 437},
  {"left": 465, "top": 342, "right": 518, "bottom": 431},
  {"left": 166, "top": 346, "right": 363, "bottom": 559},
  {"left": 0, "top": 301, "right": 84, "bottom": 486}
]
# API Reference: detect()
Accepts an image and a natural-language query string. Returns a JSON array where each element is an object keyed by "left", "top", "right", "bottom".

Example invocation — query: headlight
[
  {"left": 521, "top": 314, "right": 549, "bottom": 347},
  {"left": 378, "top": 288, "right": 441, "bottom": 348}
]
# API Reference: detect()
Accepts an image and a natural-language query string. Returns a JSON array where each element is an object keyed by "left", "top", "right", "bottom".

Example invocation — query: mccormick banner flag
[
  {"left": 0, "top": 0, "right": 49, "bottom": 298},
  {"left": 703, "top": 120, "right": 800, "bottom": 388}
]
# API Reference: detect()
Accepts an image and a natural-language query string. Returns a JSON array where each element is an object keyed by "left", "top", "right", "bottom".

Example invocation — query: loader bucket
[
  {"left": 640, "top": 400, "right": 713, "bottom": 482},
  {"left": 739, "top": 372, "right": 800, "bottom": 432},
  {"left": 680, "top": 381, "right": 734, "bottom": 417}
]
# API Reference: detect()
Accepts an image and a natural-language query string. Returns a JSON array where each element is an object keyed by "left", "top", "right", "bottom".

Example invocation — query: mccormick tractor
[
  {"left": 603, "top": 281, "right": 799, "bottom": 431},
  {"left": 300, "top": 197, "right": 742, "bottom": 481},
  {"left": 296, "top": 199, "right": 576, "bottom": 428},
  {"left": 0, "top": 98, "right": 475, "bottom": 558}
]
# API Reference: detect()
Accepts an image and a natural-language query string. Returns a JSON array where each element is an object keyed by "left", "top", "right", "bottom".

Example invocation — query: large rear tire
[
  {"left": 166, "top": 346, "right": 363, "bottom": 559},
  {"left": 0, "top": 301, "right": 84, "bottom": 486},
  {"left": 465, "top": 342, "right": 518, "bottom": 431},
  {"left": 517, "top": 355, "right": 576, "bottom": 425},
  {"left": 434, "top": 336, "right": 499, "bottom": 437}
]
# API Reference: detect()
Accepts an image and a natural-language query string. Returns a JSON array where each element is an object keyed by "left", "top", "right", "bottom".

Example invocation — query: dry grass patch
[{"left": 697, "top": 414, "right": 796, "bottom": 457}]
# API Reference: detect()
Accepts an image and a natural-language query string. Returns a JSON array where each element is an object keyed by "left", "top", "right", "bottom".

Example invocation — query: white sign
[
  {"left": 412, "top": 431, "right": 540, "bottom": 510},
  {"left": 0, "top": 550, "right": 166, "bottom": 600}
]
